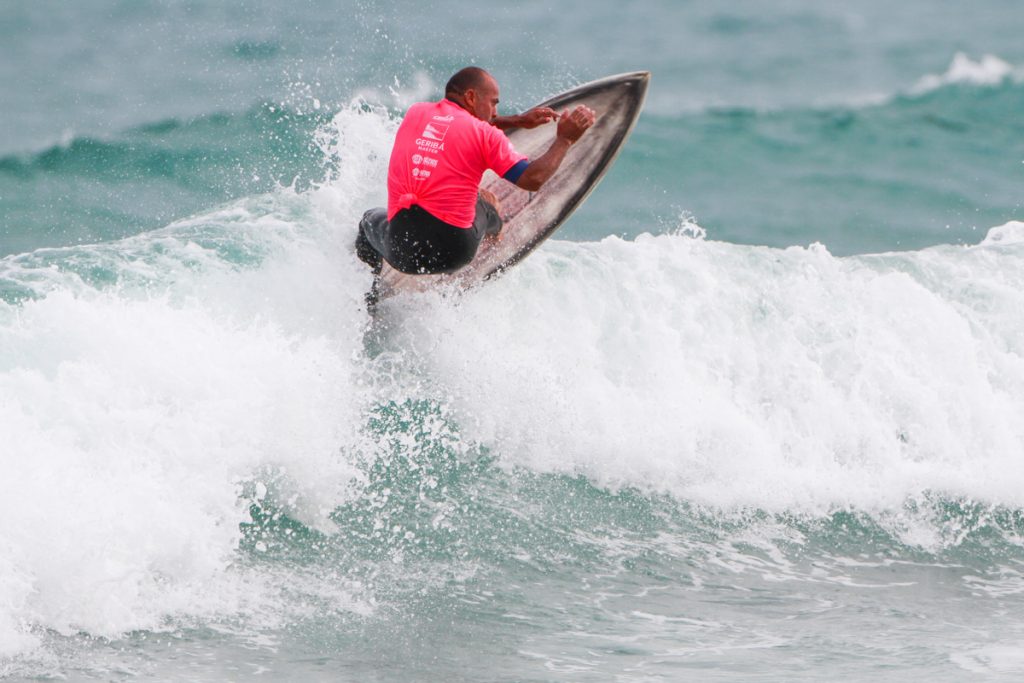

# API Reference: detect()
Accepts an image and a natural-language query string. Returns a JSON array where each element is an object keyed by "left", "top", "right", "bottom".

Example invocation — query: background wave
[{"left": 0, "top": 105, "right": 332, "bottom": 258}]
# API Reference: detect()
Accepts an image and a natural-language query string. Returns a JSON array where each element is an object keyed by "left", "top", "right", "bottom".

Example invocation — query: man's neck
[{"left": 444, "top": 95, "right": 472, "bottom": 115}]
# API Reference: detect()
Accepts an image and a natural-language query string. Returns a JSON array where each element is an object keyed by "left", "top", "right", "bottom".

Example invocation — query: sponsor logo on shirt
[
  {"left": 420, "top": 122, "right": 449, "bottom": 142},
  {"left": 415, "top": 139, "right": 444, "bottom": 152},
  {"left": 411, "top": 154, "right": 438, "bottom": 168}
]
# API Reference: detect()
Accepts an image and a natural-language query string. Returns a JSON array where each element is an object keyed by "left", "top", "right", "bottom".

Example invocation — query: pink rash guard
[{"left": 387, "top": 98, "right": 527, "bottom": 228}]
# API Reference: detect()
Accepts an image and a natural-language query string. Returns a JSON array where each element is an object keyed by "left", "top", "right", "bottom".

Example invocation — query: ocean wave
[
  {"left": 910, "top": 52, "right": 1023, "bottom": 95},
  {"left": 980, "top": 220, "right": 1024, "bottom": 246},
  {"left": 0, "top": 106, "right": 326, "bottom": 182},
  {"left": 0, "top": 104, "right": 332, "bottom": 258},
  {"left": 826, "top": 52, "right": 1024, "bottom": 108},
  {"left": 843, "top": 52, "right": 1024, "bottom": 107},
  {"left": 376, "top": 224, "right": 1024, "bottom": 510},
  {"left": 2, "top": 101, "right": 1023, "bottom": 662},
  {"left": 2, "top": 220, "right": 1022, "bottom": 662},
  {"left": 628, "top": 77, "right": 1023, "bottom": 257}
]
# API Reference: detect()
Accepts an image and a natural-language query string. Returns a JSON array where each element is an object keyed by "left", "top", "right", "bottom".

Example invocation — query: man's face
[{"left": 466, "top": 75, "right": 500, "bottom": 122}]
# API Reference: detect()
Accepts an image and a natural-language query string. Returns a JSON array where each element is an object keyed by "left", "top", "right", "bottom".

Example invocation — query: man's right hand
[
  {"left": 515, "top": 105, "right": 598, "bottom": 192},
  {"left": 556, "top": 105, "right": 597, "bottom": 145}
]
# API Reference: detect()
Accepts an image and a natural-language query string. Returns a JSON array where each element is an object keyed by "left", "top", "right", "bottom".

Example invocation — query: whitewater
[{"left": 3, "top": 97, "right": 1024, "bottom": 678}]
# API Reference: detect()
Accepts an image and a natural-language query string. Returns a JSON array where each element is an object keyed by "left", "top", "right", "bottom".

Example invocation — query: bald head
[
  {"left": 445, "top": 67, "right": 492, "bottom": 99},
  {"left": 444, "top": 66, "right": 500, "bottom": 122}
]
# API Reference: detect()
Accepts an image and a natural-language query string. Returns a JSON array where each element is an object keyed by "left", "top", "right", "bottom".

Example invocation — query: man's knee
[
  {"left": 356, "top": 208, "right": 387, "bottom": 272},
  {"left": 360, "top": 207, "right": 387, "bottom": 234}
]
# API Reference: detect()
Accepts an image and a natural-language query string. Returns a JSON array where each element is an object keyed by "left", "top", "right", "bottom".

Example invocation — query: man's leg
[{"left": 356, "top": 208, "right": 387, "bottom": 274}]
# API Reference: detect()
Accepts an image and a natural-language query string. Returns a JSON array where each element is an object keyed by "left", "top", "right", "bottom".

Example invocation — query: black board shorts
[{"left": 357, "top": 197, "right": 502, "bottom": 275}]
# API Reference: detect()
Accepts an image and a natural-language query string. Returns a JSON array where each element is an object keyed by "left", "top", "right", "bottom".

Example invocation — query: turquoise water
[{"left": 2, "top": 1, "right": 1024, "bottom": 680}]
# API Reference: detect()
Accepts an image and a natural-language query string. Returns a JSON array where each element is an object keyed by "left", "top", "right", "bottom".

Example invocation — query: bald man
[{"left": 357, "top": 66, "right": 596, "bottom": 276}]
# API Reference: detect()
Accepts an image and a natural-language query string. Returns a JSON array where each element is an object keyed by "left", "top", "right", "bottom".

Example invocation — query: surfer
[{"left": 356, "top": 66, "right": 596, "bottom": 279}]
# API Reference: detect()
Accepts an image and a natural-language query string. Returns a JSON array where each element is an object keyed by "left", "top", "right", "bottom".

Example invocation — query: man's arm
[
  {"left": 493, "top": 107, "right": 558, "bottom": 131},
  {"left": 515, "top": 105, "right": 596, "bottom": 192}
]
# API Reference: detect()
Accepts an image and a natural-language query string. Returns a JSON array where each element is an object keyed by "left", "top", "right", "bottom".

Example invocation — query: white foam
[
  {"left": 980, "top": 220, "right": 1024, "bottom": 247},
  {"left": 0, "top": 284, "right": 371, "bottom": 637},
  {"left": 952, "top": 645, "right": 1024, "bottom": 675},
  {"left": 379, "top": 227, "right": 1024, "bottom": 516},
  {"left": 0, "top": 101, "right": 409, "bottom": 657},
  {"left": 0, "top": 199, "right": 387, "bottom": 658},
  {"left": 911, "top": 52, "right": 1019, "bottom": 94}
]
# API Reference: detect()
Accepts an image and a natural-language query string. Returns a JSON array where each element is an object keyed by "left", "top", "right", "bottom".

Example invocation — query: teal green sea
[{"left": 2, "top": 1, "right": 1024, "bottom": 681}]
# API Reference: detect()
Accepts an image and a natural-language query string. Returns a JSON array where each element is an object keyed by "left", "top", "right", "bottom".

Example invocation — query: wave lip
[
  {"left": 911, "top": 52, "right": 1020, "bottom": 95},
  {"left": 980, "top": 221, "right": 1024, "bottom": 247}
]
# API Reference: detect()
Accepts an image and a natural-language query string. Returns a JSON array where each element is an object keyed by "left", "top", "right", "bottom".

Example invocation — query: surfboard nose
[
  {"left": 540, "top": 71, "right": 651, "bottom": 113},
  {"left": 624, "top": 71, "right": 651, "bottom": 103},
  {"left": 600, "top": 71, "right": 651, "bottom": 119},
  {"left": 617, "top": 71, "right": 651, "bottom": 86}
]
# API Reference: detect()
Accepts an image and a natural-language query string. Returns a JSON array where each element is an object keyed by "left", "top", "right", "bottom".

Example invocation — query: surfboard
[{"left": 376, "top": 70, "right": 650, "bottom": 298}]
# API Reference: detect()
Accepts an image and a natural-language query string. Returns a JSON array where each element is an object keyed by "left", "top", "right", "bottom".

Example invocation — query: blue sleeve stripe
[{"left": 502, "top": 159, "right": 529, "bottom": 183}]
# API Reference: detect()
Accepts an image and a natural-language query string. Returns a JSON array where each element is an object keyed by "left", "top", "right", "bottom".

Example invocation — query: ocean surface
[{"left": 2, "top": 1, "right": 1024, "bottom": 680}]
